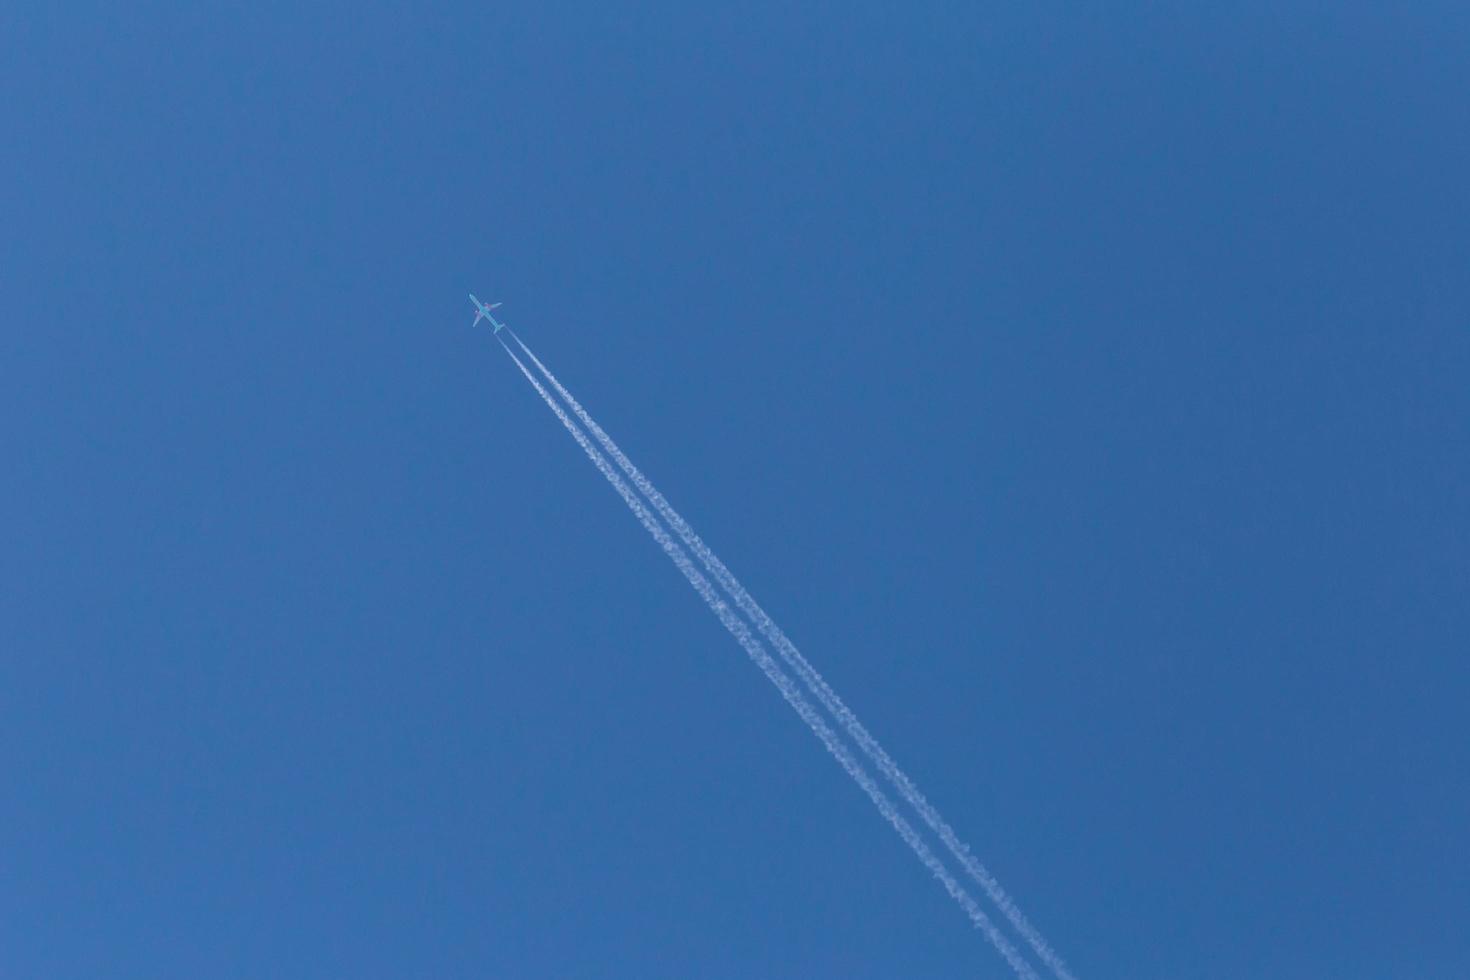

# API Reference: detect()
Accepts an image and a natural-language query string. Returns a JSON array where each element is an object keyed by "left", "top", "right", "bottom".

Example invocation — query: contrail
[
  {"left": 507, "top": 329, "right": 1075, "bottom": 980},
  {"left": 497, "top": 335, "right": 1041, "bottom": 980}
]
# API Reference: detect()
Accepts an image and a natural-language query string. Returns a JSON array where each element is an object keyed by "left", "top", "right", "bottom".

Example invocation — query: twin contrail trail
[
  {"left": 506, "top": 329, "right": 1075, "bottom": 978},
  {"left": 495, "top": 329, "right": 1070, "bottom": 978},
  {"left": 496, "top": 336, "right": 1037, "bottom": 977}
]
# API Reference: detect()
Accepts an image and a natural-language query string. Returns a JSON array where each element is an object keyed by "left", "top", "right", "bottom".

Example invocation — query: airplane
[{"left": 470, "top": 294, "right": 507, "bottom": 333}]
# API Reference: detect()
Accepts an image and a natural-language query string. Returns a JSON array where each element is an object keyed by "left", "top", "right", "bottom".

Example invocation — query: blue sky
[{"left": 4, "top": 3, "right": 1468, "bottom": 977}]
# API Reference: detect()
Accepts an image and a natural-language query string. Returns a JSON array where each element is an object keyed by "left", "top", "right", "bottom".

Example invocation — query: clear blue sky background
[{"left": 4, "top": 4, "right": 1467, "bottom": 977}]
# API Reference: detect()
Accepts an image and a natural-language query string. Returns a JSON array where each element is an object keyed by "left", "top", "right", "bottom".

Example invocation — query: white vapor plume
[
  {"left": 508, "top": 330, "right": 1074, "bottom": 980},
  {"left": 497, "top": 336, "right": 1040, "bottom": 980}
]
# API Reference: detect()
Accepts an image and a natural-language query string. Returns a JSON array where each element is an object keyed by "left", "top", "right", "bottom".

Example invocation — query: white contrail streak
[
  {"left": 508, "top": 330, "right": 1075, "bottom": 980},
  {"left": 497, "top": 336, "right": 1040, "bottom": 980}
]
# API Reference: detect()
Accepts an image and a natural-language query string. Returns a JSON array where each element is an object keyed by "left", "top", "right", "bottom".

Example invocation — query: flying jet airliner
[{"left": 470, "top": 294, "right": 506, "bottom": 333}]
